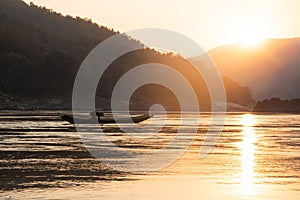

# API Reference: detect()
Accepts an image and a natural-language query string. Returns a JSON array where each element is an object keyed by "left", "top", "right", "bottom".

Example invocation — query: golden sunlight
[
  {"left": 229, "top": 14, "right": 270, "bottom": 48},
  {"left": 235, "top": 27, "right": 265, "bottom": 48},
  {"left": 241, "top": 114, "right": 257, "bottom": 127},
  {"left": 239, "top": 114, "right": 257, "bottom": 195}
]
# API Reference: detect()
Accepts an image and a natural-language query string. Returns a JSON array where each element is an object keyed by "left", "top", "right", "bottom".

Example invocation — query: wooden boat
[{"left": 59, "top": 113, "right": 152, "bottom": 124}]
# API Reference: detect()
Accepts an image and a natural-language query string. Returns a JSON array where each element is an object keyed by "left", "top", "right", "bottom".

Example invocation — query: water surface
[{"left": 0, "top": 111, "right": 299, "bottom": 199}]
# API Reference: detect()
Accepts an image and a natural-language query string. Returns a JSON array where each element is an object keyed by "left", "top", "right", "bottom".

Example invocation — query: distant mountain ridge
[{"left": 204, "top": 38, "right": 300, "bottom": 101}]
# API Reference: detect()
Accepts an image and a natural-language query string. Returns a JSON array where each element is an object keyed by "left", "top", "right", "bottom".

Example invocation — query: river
[{"left": 0, "top": 111, "right": 299, "bottom": 199}]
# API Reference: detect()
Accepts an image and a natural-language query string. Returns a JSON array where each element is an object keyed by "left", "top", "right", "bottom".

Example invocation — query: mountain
[
  {"left": 0, "top": 0, "right": 254, "bottom": 110},
  {"left": 203, "top": 38, "right": 300, "bottom": 101}
]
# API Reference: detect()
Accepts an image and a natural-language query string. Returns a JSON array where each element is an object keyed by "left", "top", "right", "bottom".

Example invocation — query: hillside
[
  {"left": 0, "top": 0, "right": 254, "bottom": 110},
  {"left": 205, "top": 38, "right": 300, "bottom": 101}
]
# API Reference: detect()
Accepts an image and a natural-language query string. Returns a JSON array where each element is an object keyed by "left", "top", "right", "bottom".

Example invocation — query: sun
[
  {"left": 237, "top": 34, "right": 264, "bottom": 47},
  {"left": 235, "top": 28, "right": 265, "bottom": 47},
  {"left": 228, "top": 15, "right": 269, "bottom": 48}
]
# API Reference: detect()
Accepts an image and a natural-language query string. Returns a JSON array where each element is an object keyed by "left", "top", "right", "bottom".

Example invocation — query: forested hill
[
  {"left": 0, "top": 0, "right": 254, "bottom": 110},
  {"left": 0, "top": 0, "right": 117, "bottom": 46},
  {"left": 0, "top": 0, "right": 141, "bottom": 97}
]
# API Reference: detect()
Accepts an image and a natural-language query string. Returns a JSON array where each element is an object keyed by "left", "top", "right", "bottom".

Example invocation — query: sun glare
[
  {"left": 228, "top": 14, "right": 270, "bottom": 48},
  {"left": 238, "top": 114, "right": 257, "bottom": 196},
  {"left": 234, "top": 28, "right": 265, "bottom": 48},
  {"left": 238, "top": 37, "right": 263, "bottom": 48},
  {"left": 241, "top": 114, "right": 257, "bottom": 127},
  {"left": 233, "top": 24, "right": 265, "bottom": 48}
]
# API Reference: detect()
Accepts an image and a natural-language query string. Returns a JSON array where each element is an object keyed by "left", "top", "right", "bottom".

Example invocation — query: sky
[{"left": 23, "top": 0, "right": 300, "bottom": 51}]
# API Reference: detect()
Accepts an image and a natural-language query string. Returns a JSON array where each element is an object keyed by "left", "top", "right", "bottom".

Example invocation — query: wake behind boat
[{"left": 59, "top": 112, "right": 153, "bottom": 124}]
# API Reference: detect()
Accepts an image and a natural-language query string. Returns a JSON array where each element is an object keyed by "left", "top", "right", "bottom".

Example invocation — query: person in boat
[
  {"left": 89, "top": 111, "right": 104, "bottom": 117},
  {"left": 89, "top": 111, "right": 104, "bottom": 124},
  {"left": 96, "top": 111, "right": 104, "bottom": 123},
  {"left": 96, "top": 111, "right": 104, "bottom": 117}
]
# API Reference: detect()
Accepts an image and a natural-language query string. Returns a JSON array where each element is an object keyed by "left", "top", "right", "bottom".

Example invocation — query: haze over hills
[
  {"left": 205, "top": 38, "right": 300, "bottom": 101},
  {"left": 0, "top": 0, "right": 254, "bottom": 110}
]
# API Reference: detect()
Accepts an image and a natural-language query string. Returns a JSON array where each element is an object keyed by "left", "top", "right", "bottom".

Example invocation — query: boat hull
[{"left": 60, "top": 113, "right": 152, "bottom": 124}]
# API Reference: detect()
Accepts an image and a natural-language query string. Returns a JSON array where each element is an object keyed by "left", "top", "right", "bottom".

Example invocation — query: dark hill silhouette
[{"left": 0, "top": 0, "right": 254, "bottom": 110}]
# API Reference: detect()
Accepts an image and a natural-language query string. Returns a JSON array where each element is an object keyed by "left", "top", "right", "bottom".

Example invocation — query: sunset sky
[{"left": 23, "top": 0, "right": 300, "bottom": 50}]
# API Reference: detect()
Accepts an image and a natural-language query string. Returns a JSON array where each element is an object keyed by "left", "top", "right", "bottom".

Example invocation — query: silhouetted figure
[
  {"left": 96, "top": 111, "right": 104, "bottom": 124},
  {"left": 96, "top": 111, "right": 104, "bottom": 117},
  {"left": 89, "top": 111, "right": 104, "bottom": 124}
]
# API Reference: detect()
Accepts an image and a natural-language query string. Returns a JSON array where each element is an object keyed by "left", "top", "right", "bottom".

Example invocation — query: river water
[{"left": 0, "top": 111, "right": 299, "bottom": 199}]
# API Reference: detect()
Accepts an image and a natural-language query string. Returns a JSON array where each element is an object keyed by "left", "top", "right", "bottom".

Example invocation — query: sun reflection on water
[{"left": 239, "top": 114, "right": 257, "bottom": 196}]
